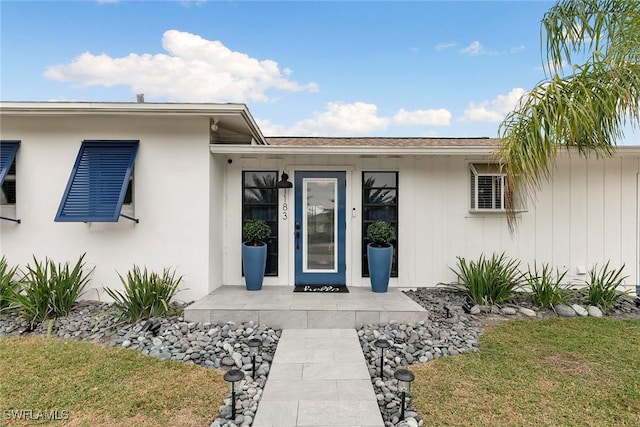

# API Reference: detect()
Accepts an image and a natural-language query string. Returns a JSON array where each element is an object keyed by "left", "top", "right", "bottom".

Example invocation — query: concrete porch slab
[{"left": 183, "top": 285, "right": 428, "bottom": 328}]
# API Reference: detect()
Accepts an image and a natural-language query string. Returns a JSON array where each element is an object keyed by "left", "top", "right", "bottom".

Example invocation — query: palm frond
[{"left": 498, "top": 0, "right": 640, "bottom": 230}]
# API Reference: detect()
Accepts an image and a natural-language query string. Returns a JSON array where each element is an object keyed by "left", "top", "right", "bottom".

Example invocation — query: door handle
[{"left": 295, "top": 231, "right": 300, "bottom": 250}]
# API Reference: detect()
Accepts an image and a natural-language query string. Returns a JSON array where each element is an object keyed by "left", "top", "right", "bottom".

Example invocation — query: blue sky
[{"left": 1, "top": 0, "right": 637, "bottom": 143}]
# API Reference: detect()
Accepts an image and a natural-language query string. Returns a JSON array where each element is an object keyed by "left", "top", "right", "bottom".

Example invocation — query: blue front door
[{"left": 294, "top": 171, "right": 346, "bottom": 286}]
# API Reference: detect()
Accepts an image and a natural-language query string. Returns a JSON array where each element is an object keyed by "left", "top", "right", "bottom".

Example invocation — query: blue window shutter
[
  {"left": 0, "top": 141, "right": 20, "bottom": 185},
  {"left": 55, "top": 141, "right": 139, "bottom": 222}
]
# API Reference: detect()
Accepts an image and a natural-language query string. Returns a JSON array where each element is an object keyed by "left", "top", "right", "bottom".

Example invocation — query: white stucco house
[{"left": 1, "top": 101, "right": 639, "bottom": 302}]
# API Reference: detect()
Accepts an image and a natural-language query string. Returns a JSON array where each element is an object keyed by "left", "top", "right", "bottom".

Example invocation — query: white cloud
[
  {"left": 258, "top": 102, "right": 451, "bottom": 136},
  {"left": 288, "top": 102, "right": 390, "bottom": 136},
  {"left": 435, "top": 42, "right": 457, "bottom": 51},
  {"left": 43, "top": 30, "right": 318, "bottom": 103},
  {"left": 510, "top": 45, "right": 525, "bottom": 54},
  {"left": 460, "top": 41, "right": 487, "bottom": 56},
  {"left": 255, "top": 119, "right": 288, "bottom": 137},
  {"left": 392, "top": 108, "right": 451, "bottom": 126},
  {"left": 459, "top": 88, "right": 527, "bottom": 123},
  {"left": 460, "top": 41, "right": 501, "bottom": 56}
]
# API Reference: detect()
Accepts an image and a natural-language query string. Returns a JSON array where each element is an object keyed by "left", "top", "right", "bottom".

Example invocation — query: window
[
  {"left": 55, "top": 140, "right": 139, "bottom": 222},
  {"left": 243, "top": 171, "right": 278, "bottom": 276},
  {"left": 0, "top": 141, "right": 19, "bottom": 205},
  {"left": 469, "top": 163, "right": 521, "bottom": 211},
  {"left": 362, "top": 172, "right": 398, "bottom": 277}
]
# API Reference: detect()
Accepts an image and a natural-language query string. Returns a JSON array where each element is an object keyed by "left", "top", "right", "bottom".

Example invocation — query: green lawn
[
  {"left": 0, "top": 337, "right": 227, "bottom": 426},
  {"left": 411, "top": 318, "right": 640, "bottom": 426},
  {"left": 2, "top": 318, "right": 639, "bottom": 426}
]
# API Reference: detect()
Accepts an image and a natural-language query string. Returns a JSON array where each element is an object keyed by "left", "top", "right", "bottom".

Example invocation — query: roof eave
[{"left": 0, "top": 101, "right": 267, "bottom": 145}]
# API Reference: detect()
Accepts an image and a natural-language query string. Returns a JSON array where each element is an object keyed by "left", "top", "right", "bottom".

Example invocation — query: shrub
[
  {"left": 585, "top": 261, "right": 628, "bottom": 312},
  {"left": 105, "top": 266, "right": 183, "bottom": 322},
  {"left": 8, "top": 254, "right": 92, "bottom": 325},
  {"left": 366, "top": 221, "right": 396, "bottom": 247},
  {"left": 242, "top": 220, "right": 271, "bottom": 246},
  {"left": 524, "top": 262, "right": 572, "bottom": 308},
  {"left": 0, "top": 256, "right": 20, "bottom": 313},
  {"left": 444, "top": 252, "right": 523, "bottom": 306}
]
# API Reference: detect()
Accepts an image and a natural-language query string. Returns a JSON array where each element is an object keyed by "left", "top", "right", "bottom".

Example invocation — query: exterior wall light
[
  {"left": 247, "top": 337, "right": 262, "bottom": 379},
  {"left": 394, "top": 368, "right": 415, "bottom": 420},
  {"left": 373, "top": 338, "right": 390, "bottom": 379},
  {"left": 276, "top": 172, "right": 293, "bottom": 189},
  {"left": 223, "top": 368, "right": 245, "bottom": 420}
]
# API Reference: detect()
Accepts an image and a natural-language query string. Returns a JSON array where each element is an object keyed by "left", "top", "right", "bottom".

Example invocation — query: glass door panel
[{"left": 303, "top": 179, "right": 337, "bottom": 272}]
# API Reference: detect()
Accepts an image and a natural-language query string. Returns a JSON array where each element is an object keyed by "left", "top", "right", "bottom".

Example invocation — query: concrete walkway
[{"left": 253, "top": 329, "right": 384, "bottom": 427}]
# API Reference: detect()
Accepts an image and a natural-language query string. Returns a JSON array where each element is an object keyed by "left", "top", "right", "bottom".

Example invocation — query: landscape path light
[
  {"left": 373, "top": 338, "right": 390, "bottom": 379},
  {"left": 223, "top": 368, "right": 245, "bottom": 420},
  {"left": 247, "top": 337, "right": 262, "bottom": 379},
  {"left": 394, "top": 368, "right": 415, "bottom": 421}
]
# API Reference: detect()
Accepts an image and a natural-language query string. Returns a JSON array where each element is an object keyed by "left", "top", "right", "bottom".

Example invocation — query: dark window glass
[
  {"left": 362, "top": 172, "right": 398, "bottom": 277},
  {"left": 243, "top": 171, "right": 278, "bottom": 276},
  {"left": 123, "top": 177, "right": 133, "bottom": 205},
  {"left": 1, "top": 161, "right": 16, "bottom": 204}
]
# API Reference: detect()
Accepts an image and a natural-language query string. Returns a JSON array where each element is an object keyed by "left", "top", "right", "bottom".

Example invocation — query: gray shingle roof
[{"left": 265, "top": 137, "right": 501, "bottom": 147}]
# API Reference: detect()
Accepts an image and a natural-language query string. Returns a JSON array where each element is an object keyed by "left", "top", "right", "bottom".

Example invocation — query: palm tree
[{"left": 498, "top": 0, "right": 640, "bottom": 228}]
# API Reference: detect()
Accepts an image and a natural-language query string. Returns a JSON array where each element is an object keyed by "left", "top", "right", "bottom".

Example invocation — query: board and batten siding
[
  {"left": 224, "top": 152, "right": 638, "bottom": 291},
  {"left": 401, "top": 153, "right": 638, "bottom": 290}
]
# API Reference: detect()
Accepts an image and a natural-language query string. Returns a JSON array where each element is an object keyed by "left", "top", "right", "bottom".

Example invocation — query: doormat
[{"left": 294, "top": 285, "right": 349, "bottom": 293}]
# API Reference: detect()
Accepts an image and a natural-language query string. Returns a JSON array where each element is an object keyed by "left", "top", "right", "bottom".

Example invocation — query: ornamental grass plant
[
  {"left": 585, "top": 261, "right": 628, "bottom": 313},
  {"left": 7, "top": 254, "right": 92, "bottom": 325},
  {"left": 0, "top": 256, "right": 19, "bottom": 313},
  {"left": 524, "top": 262, "right": 572, "bottom": 308},
  {"left": 445, "top": 252, "right": 523, "bottom": 306},
  {"left": 105, "top": 266, "right": 183, "bottom": 322}
]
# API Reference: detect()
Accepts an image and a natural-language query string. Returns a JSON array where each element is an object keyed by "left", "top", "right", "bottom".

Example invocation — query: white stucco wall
[
  {"left": 223, "top": 152, "right": 639, "bottom": 292},
  {"left": 0, "top": 115, "right": 213, "bottom": 302}
]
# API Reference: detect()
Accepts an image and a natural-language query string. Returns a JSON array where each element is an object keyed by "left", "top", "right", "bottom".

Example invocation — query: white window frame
[{"left": 469, "top": 163, "right": 525, "bottom": 213}]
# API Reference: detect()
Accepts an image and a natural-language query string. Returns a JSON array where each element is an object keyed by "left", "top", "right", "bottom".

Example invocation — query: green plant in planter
[
  {"left": 367, "top": 221, "right": 395, "bottom": 247},
  {"left": 243, "top": 220, "right": 271, "bottom": 246}
]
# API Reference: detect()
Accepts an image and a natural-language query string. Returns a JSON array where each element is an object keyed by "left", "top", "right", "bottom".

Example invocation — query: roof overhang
[{"left": 0, "top": 101, "right": 267, "bottom": 144}]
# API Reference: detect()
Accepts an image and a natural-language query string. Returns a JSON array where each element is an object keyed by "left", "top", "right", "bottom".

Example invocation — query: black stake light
[
  {"left": 394, "top": 368, "right": 415, "bottom": 421},
  {"left": 247, "top": 337, "right": 262, "bottom": 379},
  {"left": 223, "top": 369, "right": 245, "bottom": 420},
  {"left": 373, "top": 339, "right": 390, "bottom": 379}
]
